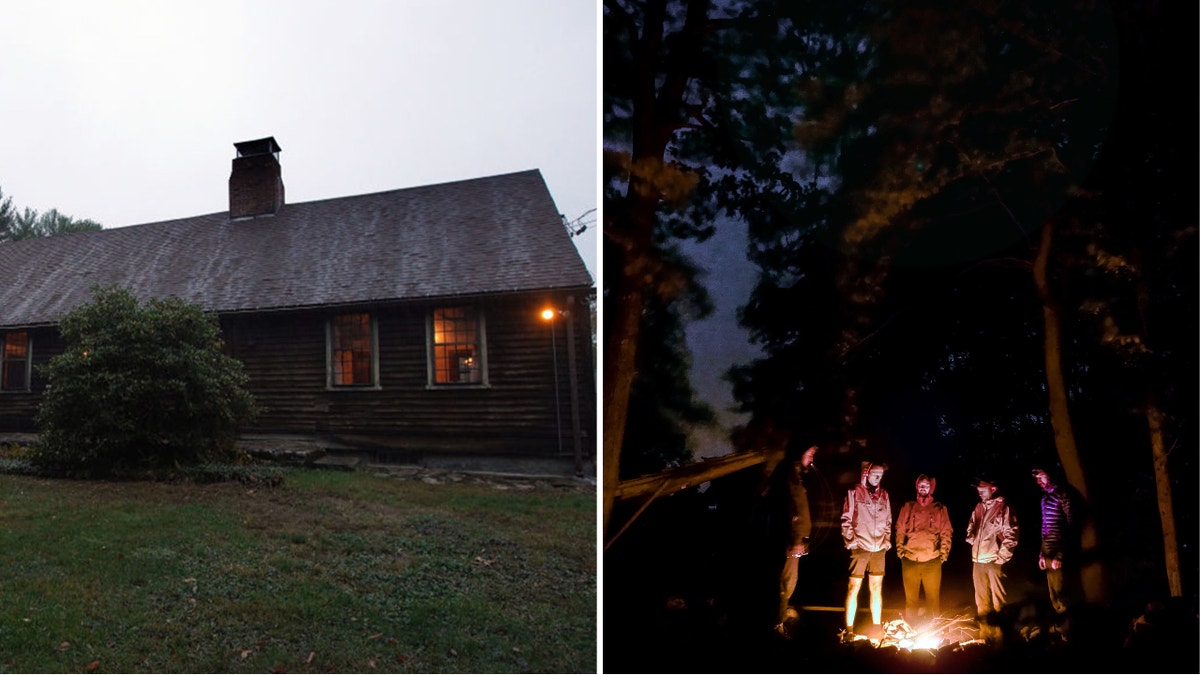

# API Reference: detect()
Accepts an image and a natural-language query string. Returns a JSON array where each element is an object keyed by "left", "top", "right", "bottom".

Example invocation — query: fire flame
[{"left": 873, "top": 615, "right": 981, "bottom": 651}]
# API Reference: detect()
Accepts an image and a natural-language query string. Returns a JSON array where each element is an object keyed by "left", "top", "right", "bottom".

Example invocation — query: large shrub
[{"left": 33, "top": 285, "right": 258, "bottom": 476}]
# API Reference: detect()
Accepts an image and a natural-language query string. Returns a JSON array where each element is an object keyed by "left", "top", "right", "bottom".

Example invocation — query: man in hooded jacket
[
  {"left": 840, "top": 461, "right": 891, "bottom": 640},
  {"left": 895, "top": 474, "right": 952, "bottom": 623}
]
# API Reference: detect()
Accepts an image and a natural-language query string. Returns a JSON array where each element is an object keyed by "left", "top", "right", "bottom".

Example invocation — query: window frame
[
  {"left": 325, "top": 312, "right": 380, "bottom": 390},
  {"left": 426, "top": 305, "right": 488, "bottom": 388},
  {"left": 0, "top": 330, "right": 32, "bottom": 393}
]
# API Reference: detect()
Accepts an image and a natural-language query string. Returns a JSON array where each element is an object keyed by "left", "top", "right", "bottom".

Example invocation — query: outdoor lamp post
[
  {"left": 541, "top": 302, "right": 584, "bottom": 476},
  {"left": 540, "top": 307, "right": 564, "bottom": 458}
]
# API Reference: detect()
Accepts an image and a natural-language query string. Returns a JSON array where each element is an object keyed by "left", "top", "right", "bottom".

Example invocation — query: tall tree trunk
[
  {"left": 1134, "top": 267, "right": 1183, "bottom": 597},
  {"left": 1032, "top": 221, "right": 1108, "bottom": 604},
  {"left": 603, "top": 237, "right": 648, "bottom": 536},
  {"left": 1143, "top": 392, "right": 1181, "bottom": 596},
  {"left": 602, "top": 0, "right": 708, "bottom": 537}
]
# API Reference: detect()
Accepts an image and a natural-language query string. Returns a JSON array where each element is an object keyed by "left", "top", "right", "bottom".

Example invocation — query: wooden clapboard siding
[
  {"left": 221, "top": 311, "right": 324, "bottom": 433},
  {"left": 0, "top": 291, "right": 595, "bottom": 465},
  {"left": 222, "top": 292, "right": 595, "bottom": 459}
]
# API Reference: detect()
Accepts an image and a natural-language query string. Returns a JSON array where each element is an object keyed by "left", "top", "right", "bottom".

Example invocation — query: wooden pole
[{"left": 565, "top": 296, "right": 584, "bottom": 476}]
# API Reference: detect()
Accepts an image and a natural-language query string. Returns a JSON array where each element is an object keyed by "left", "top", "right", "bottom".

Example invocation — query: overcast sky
[
  {"left": 680, "top": 217, "right": 762, "bottom": 456},
  {"left": 0, "top": 0, "right": 598, "bottom": 277}
]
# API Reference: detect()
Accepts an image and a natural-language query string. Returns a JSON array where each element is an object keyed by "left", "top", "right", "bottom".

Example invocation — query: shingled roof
[{"left": 0, "top": 169, "right": 593, "bottom": 328}]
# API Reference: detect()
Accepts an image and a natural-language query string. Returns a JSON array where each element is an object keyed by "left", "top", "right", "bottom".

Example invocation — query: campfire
[{"left": 845, "top": 614, "right": 984, "bottom": 651}]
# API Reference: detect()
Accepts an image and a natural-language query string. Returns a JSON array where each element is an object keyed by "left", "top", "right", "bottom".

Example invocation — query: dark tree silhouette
[
  {"left": 0, "top": 186, "right": 102, "bottom": 241},
  {"left": 736, "top": 0, "right": 1195, "bottom": 606},
  {"left": 602, "top": 0, "right": 876, "bottom": 533}
]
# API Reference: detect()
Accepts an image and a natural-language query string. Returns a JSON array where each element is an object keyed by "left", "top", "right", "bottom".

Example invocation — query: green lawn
[{"left": 0, "top": 470, "right": 596, "bottom": 673}]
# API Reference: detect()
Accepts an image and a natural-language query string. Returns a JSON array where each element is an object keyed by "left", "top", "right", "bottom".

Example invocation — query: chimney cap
[{"left": 234, "top": 136, "right": 282, "bottom": 157}]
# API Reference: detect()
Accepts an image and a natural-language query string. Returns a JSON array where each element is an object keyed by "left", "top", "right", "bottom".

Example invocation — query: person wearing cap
[
  {"left": 1032, "top": 464, "right": 1077, "bottom": 634},
  {"left": 895, "top": 474, "right": 952, "bottom": 623},
  {"left": 840, "top": 460, "right": 892, "bottom": 641},
  {"left": 965, "top": 474, "right": 1019, "bottom": 621}
]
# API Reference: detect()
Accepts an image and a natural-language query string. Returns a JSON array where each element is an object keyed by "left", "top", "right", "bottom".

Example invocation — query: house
[{"left": 0, "top": 137, "right": 596, "bottom": 476}]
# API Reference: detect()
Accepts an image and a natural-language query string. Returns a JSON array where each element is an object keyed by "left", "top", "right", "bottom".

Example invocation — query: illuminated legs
[
  {"left": 972, "top": 561, "right": 1006, "bottom": 616},
  {"left": 845, "top": 573, "right": 885, "bottom": 629},
  {"left": 1045, "top": 567, "right": 1068, "bottom": 615},
  {"left": 777, "top": 554, "right": 799, "bottom": 624},
  {"left": 901, "top": 558, "right": 943, "bottom": 620},
  {"left": 867, "top": 573, "right": 883, "bottom": 625},
  {"left": 845, "top": 575, "right": 863, "bottom": 629}
]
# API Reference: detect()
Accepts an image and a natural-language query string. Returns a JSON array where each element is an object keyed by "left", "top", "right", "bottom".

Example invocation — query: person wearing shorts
[{"left": 840, "top": 461, "right": 892, "bottom": 640}]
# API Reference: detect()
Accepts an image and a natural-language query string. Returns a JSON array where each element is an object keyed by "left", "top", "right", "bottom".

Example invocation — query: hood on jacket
[
  {"left": 915, "top": 474, "right": 936, "bottom": 495},
  {"left": 860, "top": 461, "right": 888, "bottom": 488}
]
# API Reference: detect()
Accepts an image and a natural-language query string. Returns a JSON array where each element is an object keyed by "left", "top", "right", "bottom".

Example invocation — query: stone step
[{"left": 312, "top": 455, "right": 361, "bottom": 471}]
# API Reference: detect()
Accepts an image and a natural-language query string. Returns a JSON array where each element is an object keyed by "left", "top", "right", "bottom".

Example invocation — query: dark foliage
[
  {"left": 604, "top": 0, "right": 1197, "bottom": 667},
  {"left": 32, "top": 285, "right": 259, "bottom": 477}
]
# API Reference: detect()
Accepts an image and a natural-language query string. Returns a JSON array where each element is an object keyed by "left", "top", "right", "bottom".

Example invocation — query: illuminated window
[
  {"left": 329, "top": 313, "right": 376, "bottom": 387},
  {"left": 430, "top": 306, "right": 485, "bottom": 385},
  {"left": 1, "top": 331, "right": 30, "bottom": 392}
]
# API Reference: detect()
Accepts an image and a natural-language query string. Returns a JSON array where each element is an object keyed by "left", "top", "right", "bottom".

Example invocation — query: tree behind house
[
  {"left": 0, "top": 185, "right": 102, "bottom": 241},
  {"left": 32, "top": 286, "right": 259, "bottom": 477}
]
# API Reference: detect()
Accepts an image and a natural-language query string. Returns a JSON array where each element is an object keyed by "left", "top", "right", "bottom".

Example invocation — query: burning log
[
  {"left": 837, "top": 613, "right": 985, "bottom": 652},
  {"left": 875, "top": 614, "right": 982, "bottom": 650}
]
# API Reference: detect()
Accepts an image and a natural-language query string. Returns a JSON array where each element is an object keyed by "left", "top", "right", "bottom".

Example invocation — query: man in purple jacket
[{"left": 1032, "top": 464, "right": 1077, "bottom": 638}]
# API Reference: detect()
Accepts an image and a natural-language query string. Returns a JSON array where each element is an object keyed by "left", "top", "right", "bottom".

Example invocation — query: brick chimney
[{"left": 229, "top": 137, "right": 284, "bottom": 219}]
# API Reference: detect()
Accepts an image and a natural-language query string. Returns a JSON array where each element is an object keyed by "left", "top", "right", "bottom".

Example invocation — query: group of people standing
[{"left": 770, "top": 443, "right": 1079, "bottom": 644}]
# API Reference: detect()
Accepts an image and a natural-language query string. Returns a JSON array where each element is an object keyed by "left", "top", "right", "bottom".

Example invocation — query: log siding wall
[
  {"left": 0, "top": 293, "right": 596, "bottom": 464},
  {"left": 224, "top": 293, "right": 595, "bottom": 459}
]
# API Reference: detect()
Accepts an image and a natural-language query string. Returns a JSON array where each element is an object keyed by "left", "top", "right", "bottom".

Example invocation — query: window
[
  {"left": 328, "top": 313, "right": 377, "bottom": 387},
  {"left": 430, "top": 306, "right": 485, "bottom": 385},
  {"left": 1, "top": 331, "right": 30, "bottom": 392}
]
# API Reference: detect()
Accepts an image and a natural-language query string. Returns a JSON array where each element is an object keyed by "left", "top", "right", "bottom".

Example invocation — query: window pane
[
  {"left": 4, "top": 332, "right": 27, "bottom": 358},
  {"left": 432, "top": 307, "right": 480, "bottom": 384},
  {"left": 1, "top": 332, "right": 28, "bottom": 391},
  {"left": 2, "top": 362, "right": 25, "bottom": 390},
  {"left": 332, "top": 314, "right": 373, "bottom": 386}
]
